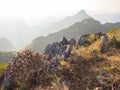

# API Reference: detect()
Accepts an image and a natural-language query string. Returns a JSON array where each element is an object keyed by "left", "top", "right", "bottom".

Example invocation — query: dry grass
[
  {"left": 0, "top": 63, "right": 7, "bottom": 89},
  {"left": 1, "top": 29, "right": 120, "bottom": 90}
]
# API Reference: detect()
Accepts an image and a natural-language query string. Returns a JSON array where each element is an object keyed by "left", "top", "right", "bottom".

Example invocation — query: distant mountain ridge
[
  {"left": 0, "top": 51, "right": 16, "bottom": 63},
  {"left": 0, "top": 10, "right": 120, "bottom": 50},
  {"left": 93, "top": 13, "right": 120, "bottom": 23},
  {"left": 42, "top": 10, "right": 91, "bottom": 35},
  {"left": 0, "top": 10, "right": 91, "bottom": 49},
  {"left": 27, "top": 18, "right": 120, "bottom": 52},
  {"left": 0, "top": 38, "right": 15, "bottom": 51}
]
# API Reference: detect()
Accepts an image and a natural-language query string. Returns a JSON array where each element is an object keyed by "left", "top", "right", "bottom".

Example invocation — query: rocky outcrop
[
  {"left": 77, "top": 35, "right": 89, "bottom": 46},
  {"left": 59, "top": 37, "right": 69, "bottom": 45},
  {"left": 44, "top": 35, "right": 89, "bottom": 60},
  {"left": 61, "top": 44, "right": 72, "bottom": 59},
  {"left": 99, "top": 34, "right": 108, "bottom": 52},
  {"left": 44, "top": 35, "right": 89, "bottom": 72},
  {"left": 93, "top": 32, "right": 105, "bottom": 37},
  {"left": 68, "top": 38, "right": 76, "bottom": 46}
]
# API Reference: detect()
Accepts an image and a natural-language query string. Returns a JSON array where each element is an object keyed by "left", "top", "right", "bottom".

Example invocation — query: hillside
[
  {"left": 0, "top": 38, "right": 15, "bottom": 51},
  {"left": 27, "top": 18, "right": 120, "bottom": 52},
  {"left": 1, "top": 29, "right": 120, "bottom": 90},
  {"left": 0, "top": 51, "right": 16, "bottom": 63}
]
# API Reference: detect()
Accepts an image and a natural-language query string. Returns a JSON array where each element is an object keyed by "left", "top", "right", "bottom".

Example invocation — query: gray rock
[
  {"left": 100, "top": 35, "right": 108, "bottom": 52},
  {"left": 49, "top": 56, "right": 60, "bottom": 74},
  {"left": 65, "top": 45, "right": 72, "bottom": 55},
  {"left": 44, "top": 44, "right": 52, "bottom": 54},
  {"left": 101, "top": 35, "right": 108, "bottom": 43},
  {"left": 59, "top": 36, "right": 68, "bottom": 45},
  {"left": 44, "top": 41, "right": 67, "bottom": 60},
  {"left": 82, "top": 34, "right": 90, "bottom": 38},
  {"left": 45, "top": 42, "right": 60, "bottom": 56},
  {"left": 62, "top": 45, "right": 72, "bottom": 59},
  {"left": 94, "top": 32, "right": 105, "bottom": 37},
  {"left": 68, "top": 38, "right": 76, "bottom": 46},
  {"left": 55, "top": 42, "right": 61, "bottom": 54},
  {"left": 44, "top": 37, "right": 74, "bottom": 60},
  {"left": 1, "top": 74, "right": 11, "bottom": 90},
  {"left": 77, "top": 36, "right": 89, "bottom": 46}
]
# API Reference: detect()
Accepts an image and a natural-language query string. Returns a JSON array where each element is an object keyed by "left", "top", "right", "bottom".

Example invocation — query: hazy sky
[
  {"left": 0, "top": 0, "right": 119, "bottom": 50},
  {"left": 0, "top": 0, "right": 119, "bottom": 20}
]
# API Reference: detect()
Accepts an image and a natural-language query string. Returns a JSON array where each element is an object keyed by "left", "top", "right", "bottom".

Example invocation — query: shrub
[
  {"left": 0, "top": 63, "right": 7, "bottom": 89},
  {"left": 3, "top": 50, "right": 53, "bottom": 90},
  {"left": 109, "top": 37, "right": 120, "bottom": 48},
  {"left": 107, "top": 29, "right": 120, "bottom": 48}
]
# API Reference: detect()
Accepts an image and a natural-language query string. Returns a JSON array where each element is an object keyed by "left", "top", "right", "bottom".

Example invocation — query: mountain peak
[
  {"left": 73, "top": 10, "right": 91, "bottom": 19},
  {"left": 79, "top": 10, "right": 86, "bottom": 13},
  {"left": 75, "top": 10, "right": 87, "bottom": 16}
]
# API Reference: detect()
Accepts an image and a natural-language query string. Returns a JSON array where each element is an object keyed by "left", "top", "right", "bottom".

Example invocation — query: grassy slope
[
  {"left": 32, "top": 29, "right": 120, "bottom": 90},
  {"left": 0, "top": 29, "right": 120, "bottom": 90}
]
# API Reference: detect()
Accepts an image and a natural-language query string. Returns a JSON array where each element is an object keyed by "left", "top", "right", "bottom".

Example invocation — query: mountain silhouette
[
  {"left": 27, "top": 18, "right": 120, "bottom": 52},
  {"left": 42, "top": 10, "right": 91, "bottom": 35},
  {"left": 0, "top": 38, "right": 15, "bottom": 51}
]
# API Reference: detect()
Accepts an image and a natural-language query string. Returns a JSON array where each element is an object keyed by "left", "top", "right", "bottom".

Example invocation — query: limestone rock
[
  {"left": 44, "top": 42, "right": 61, "bottom": 57},
  {"left": 68, "top": 38, "right": 76, "bottom": 46},
  {"left": 81, "top": 34, "right": 90, "bottom": 38},
  {"left": 2, "top": 74, "right": 12, "bottom": 90},
  {"left": 44, "top": 37, "right": 70, "bottom": 60},
  {"left": 77, "top": 36, "right": 89, "bottom": 46},
  {"left": 94, "top": 32, "right": 105, "bottom": 37},
  {"left": 62, "top": 45, "right": 72, "bottom": 59},
  {"left": 100, "top": 34, "right": 108, "bottom": 52},
  {"left": 59, "top": 36, "right": 68, "bottom": 45}
]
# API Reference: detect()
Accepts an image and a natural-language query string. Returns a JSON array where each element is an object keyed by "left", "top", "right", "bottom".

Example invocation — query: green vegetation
[
  {"left": 0, "top": 63, "right": 7, "bottom": 89},
  {"left": 107, "top": 28, "right": 120, "bottom": 48},
  {"left": 0, "top": 63, "right": 6, "bottom": 78}
]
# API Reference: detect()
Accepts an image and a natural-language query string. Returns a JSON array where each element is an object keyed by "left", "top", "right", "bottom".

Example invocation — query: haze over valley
[{"left": 0, "top": 10, "right": 120, "bottom": 51}]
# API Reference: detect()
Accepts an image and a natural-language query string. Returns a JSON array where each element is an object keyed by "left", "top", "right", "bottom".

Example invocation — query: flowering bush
[{"left": 4, "top": 50, "right": 53, "bottom": 90}]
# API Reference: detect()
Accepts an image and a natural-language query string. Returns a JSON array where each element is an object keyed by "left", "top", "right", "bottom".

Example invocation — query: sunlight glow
[{"left": 0, "top": 0, "right": 119, "bottom": 20}]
